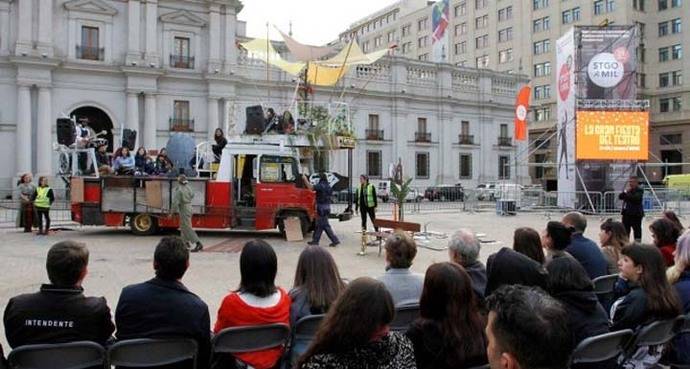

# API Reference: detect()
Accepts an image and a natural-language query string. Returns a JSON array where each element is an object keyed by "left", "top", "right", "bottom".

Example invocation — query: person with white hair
[{"left": 448, "top": 229, "right": 487, "bottom": 300}]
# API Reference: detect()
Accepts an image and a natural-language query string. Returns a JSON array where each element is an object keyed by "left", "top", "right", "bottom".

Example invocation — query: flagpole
[{"left": 266, "top": 22, "right": 270, "bottom": 104}]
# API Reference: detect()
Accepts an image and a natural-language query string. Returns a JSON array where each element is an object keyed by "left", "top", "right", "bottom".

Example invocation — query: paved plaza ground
[{"left": 0, "top": 209, "right": 660, "bottom": 348}]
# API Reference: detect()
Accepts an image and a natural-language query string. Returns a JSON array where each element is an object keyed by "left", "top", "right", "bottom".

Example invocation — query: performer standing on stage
[
  {"left": 619, "top": 176, "right": 644, "bottom": 242},
  {"left": 305, "top": 173, "right": 340, "bottom": 247},
  {"left": 171, "top": 175, "right": 203, "bottom": 252},
  {"left": 356, "top": 175, "right": 378, "bottom": 232}
]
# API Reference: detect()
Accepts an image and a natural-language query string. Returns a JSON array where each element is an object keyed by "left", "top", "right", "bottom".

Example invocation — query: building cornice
[
  {"left": 160, "top": 9, "right": 208, "bottom": 27},
  {"left": 64, "top": 0, "right": 118, "bottom": 16}
]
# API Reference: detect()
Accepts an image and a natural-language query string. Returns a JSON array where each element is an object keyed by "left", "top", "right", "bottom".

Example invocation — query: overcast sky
[{"left": 238, "top": 0, "right": 397, "bottom": 45}]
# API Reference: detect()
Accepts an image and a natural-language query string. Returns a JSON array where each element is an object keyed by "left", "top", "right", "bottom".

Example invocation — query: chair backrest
[
  {"left": 592, "top": 274, "right": 618, "bottom": 294},
  {"left": 571, "top": 329, "right": 634, "bottom": 364},
  {"left": 676, "top": 314, "right": 690, "bottom": 335},
  {"left": 8, "top": 341, "right": 106, "bottom": 369},
  {"left": 293, "top": 315, "right": 325, "bottom": 340},
  {"left": 633, "top": 319, "right": 678, "bottom": 347},
  {"left": 212, "top": 324, "right": 290, "bottom": 354},
  {"left": 108, "top": 338, "right": 198, "bottom": 369},
  {"left": 390, "top": 304, "right": 420, "bottom": 332}
]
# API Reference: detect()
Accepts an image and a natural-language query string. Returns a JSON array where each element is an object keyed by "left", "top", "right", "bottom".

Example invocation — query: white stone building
[{"left": 0, "top": 0, "right": 527, "bottom": 189}]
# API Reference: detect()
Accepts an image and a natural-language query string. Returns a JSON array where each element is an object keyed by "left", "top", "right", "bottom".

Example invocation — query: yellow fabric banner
[
  {"left": 306, "top": 62, "right": 349, "bottom": 86},
  {"left": 239, "top": 38, "right": 305, "bottom": 75},
  {"left": 316, "top": 40, "right": 390, "bottom": 66}
]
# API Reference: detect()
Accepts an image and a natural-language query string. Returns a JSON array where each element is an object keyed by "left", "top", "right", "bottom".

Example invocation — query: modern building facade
[
  {"left": 341, "top": 0, "right": 690, "bottom": 185},
  {"left": 0, "top": 0, "right": 527, "bottom": 189}
]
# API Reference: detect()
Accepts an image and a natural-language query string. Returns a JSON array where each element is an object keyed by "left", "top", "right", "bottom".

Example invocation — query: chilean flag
[
  {"left": 432, "top": 0, "right": 449, "bottom": 43},
  {"left": 514, "top": 86, "right": 531, "bottom": 141}
]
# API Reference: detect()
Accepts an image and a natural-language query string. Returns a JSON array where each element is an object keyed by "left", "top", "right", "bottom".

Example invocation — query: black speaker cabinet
[
  {"left": 245, "top": 105, "right": 265, "bottom": 134},
  {"left": 122, "top": 129, "right": 137, "bottom": 150},
  {"left": 57, "top": 118, "right": 76, "bottom": 146}
]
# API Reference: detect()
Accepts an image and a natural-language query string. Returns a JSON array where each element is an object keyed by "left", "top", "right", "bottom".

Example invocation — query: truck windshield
[{"left": 260, "top": 156, "right": 298, "bottom": 183}]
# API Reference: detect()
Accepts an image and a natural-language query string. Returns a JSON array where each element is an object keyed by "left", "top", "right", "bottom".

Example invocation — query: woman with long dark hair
[
  {"left": 663, "top": 210, "right": 684, "bottom": 233},
  {"left": 134, "top": 147, "right": 152, "bottom": 174},
  {"left": 16, "top": 173, "right": 35, "bottom": 233},
  {"left": 406, "top": 262, "right": 487, "bottom": 369},
  {"left": 297, "top": 277, "right": 416, "bottom": 369},
  {"left": 212, "top": 128, "right": 227, "bottom": 163},
  {"left": 215, "top": 240, "right": 291, "bottom": 369},
  {"left": 611, "top": 244, "right": 682, "bottom": 367},
  {"left": 599, "top": 218, "right": 629, "bottom": 274},
  {"left": 513, "top": 227, "right": 545, "bottom": 264},
  {"left": 649, "top": 218, "right": 680, "bottom": 267}
]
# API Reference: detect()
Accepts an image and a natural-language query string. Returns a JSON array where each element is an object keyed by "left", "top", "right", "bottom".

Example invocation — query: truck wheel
[
  {"left": 383, "top": 196, "right": 389, "bottom": 203},
  {"left": 130, "top": 213, "right": 158, "bottom": 235},
  {"left": 278, "top": 213, "right": 310, "bottom": 238}
]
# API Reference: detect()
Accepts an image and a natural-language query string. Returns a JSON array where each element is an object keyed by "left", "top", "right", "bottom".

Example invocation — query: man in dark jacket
[
  {"left": 3, "top": 241, "right": 114, "bottom": 348},
  {"left": 305, "top": 173, "right": 340, "bottom": 247},
  {"left": 485, "top": 248, "right": 548, "bottom": 297},
  {"left": 561, "top": 212, "right": 609, "bottom": 280},
  {"left": 448, "top": 229, "right": 487, "bottom": 300},
  {"left": 355, "top": 175, "right": 378, "bottom": 232},
  {"left": 115, "top": 236, "right": 211, "bottom": 369},
  {"left": 619, "top": 176, "right": 644, "bottom": 242}
]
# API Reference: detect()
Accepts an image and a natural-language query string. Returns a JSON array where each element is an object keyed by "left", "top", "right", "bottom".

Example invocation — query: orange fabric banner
[{"left": 514, "top": 86, "right": 531, "bottom": 141}]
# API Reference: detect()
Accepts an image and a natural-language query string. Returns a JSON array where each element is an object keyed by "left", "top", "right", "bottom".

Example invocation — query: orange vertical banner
[{"left": 514, "top": 86, "right": 531, "bottom": 141}]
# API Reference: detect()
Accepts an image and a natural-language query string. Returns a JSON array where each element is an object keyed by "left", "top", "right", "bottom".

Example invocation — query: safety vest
[
  {"left": 356, "top": 183, "right": 376, "bottom": 208},
  {"left": 34, "top": 186, "right": 51, "bottom": 209}
]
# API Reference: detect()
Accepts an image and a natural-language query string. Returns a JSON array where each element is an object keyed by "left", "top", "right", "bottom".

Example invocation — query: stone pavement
[{"left": 0, "top": 210, "right": 657, "bottom": 349}]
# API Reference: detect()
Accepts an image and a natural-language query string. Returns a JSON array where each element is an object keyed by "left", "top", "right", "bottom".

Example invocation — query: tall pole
[{"left": 266, "top": 22, "right": 270, "bottom": 104}]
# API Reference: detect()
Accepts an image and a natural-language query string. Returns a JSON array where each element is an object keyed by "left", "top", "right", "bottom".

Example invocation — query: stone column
[
  {"left": 16, "top": 85, "right": 32, "bottom": 174},
  {"left": 37, "top": 87, "right": 53, "bottom": 175},
  {"left": 126, "top": 92, "right": 139, "bottom": 133},
  {"left": 223, "top": 6, "right": 237, "bottom": 71},
  {"left": 127, "top": 0, "right": 141, "bottom": 62},
  {"left": 208, "top": 4, "right": 221, "bottom": 72},
  {"left": 223, "top": 99, "right": 232, "bottom": 134},
  {"left": 207, "top": 97, "right": 219, "bottom": 141},
  {"left": 0, "top": 2, "right": 11, "bottom": 55},
  {"left": 144, "top": 93, "right": 157, "bottom": 150},
  {"left": 145, "top": 0, "right": 158, "bottom": 65},
  {"left": 37, "top": 0, "right": 53, "bottom": 56},
  {"left": 15, "top": 0, "right": 32, "bottom": 54}
]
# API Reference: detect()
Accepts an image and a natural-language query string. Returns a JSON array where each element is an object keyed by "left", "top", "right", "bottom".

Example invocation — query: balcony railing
[
  {"left": 415, "top": 132, "right": 432, "bottom": 143},
  {"left": 76, "top": 45, "right": 104, "bottom": 61},
  {"left": 169, "top": 118, "right": 195, "bottom": 132},
  {"left": 170, "top": 54, "right": 195, "bottom": 69},
  {"left": 458, "top": 134, "right": 474, "bottom": 145},
  {"left": 365, "top": 129, "right": 384, "bottom": 140},
  {"left": 498, "top": 136, "right": 513, "bottom": 146}
]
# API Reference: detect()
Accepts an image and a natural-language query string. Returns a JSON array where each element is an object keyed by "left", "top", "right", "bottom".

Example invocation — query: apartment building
[{"left": 340, "top": 0, "right": 690, "bottom": 185}]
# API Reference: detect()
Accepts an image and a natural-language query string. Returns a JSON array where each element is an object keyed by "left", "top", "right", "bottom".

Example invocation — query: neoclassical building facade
[{"left": 0, "top": 0, "right": 528, "bottom": 189}]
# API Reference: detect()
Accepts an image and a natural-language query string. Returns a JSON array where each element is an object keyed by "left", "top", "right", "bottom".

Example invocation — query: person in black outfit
[
  {"left": 355, "top": 175, "right": 378, "bottom": 232},
  {"left": 3, "top": 241, "right": 115, "bottom": 348},
  {"left": 619, "top": 176, "right": 644, "bottom": 242},
  {"left": 485, "top": 247, "right": 548, "bottom": 296},
  {"left": 211, "top": 128, "right": 227, "bottom": 163},
  {"left": 304, "top": 173, "right": 340, "bottom": 247},
  {"left": 115, "top": 236, "right": 211, "bottom": 369}
]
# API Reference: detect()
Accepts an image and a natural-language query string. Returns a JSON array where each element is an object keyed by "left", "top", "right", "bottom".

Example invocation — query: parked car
[
  {"left": 476, "top": 182, "right": 497, "bottom": 201},
  {"left": 424, "top": 184, "right": 465, "bottom": 201},
  {"left": 403, "top": 188, "right": 424, "bottom": 202},
  {"left": 375, "top": 180, "right": 391, "bottom": 202}
]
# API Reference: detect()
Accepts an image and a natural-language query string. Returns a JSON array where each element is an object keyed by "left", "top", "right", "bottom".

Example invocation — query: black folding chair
[
  {"left": 7, "top": 341, "right": 106, "bottom": 369},
  {"left": 623, "top": 318, "right": 678, "bottom": 365},
  {"left": 570, "top": 329, "right": 633, "bottom": 365},
  {"left": 289, "top": 315, "right": 324, "bottom": 365},
  {"left": 390, "top": 304, "right": 420, "bottom": 332},
  {"left": 108, "top": 338, "right": 198, "bottom": 369},
  {"left": 666, "top": 314, "right": 690, "bottom": 369},
  {"left": 212, "top": 324, "right": 290, "bottom": 368},
  {"left": 592, "top": 274, "right": 618, "bottom": 309}
]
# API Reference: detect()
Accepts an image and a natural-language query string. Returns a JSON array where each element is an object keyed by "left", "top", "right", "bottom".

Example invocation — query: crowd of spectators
[{"left": 1, "top": 210, "right": 689, "bottom": 369}]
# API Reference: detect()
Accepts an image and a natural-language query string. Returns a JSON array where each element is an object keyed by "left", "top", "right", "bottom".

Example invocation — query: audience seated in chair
[
  {"left": 512, "top": 227, "right": 545, "bottom": 265},
  {"left": 667, "top": 230, "right": 690, "bottom": 365},
  {"left": 406, "top": 262, "right": 487, "bottom": 369},
  {"left": 115, "top": 236, "right": 211, "bottom": 369},
  {"left": 598, "top": 219, "right": 629, "bottom": 274},
  {"left": 214, "top": 240, "right": 291, "bottom": 369},
  {"left": 296, "top": 277, "right": 416, "bottom": 369},
  {"left": 611, "top": 244, "right": 682, "bottom": 368},
  {"left": 3, "top": 241, "right": 114, "bottom": 348},
  {"left": 485, "top": 285, "right": 574, "bottom": 369},
  {"left": 447, "top": 229, "right": 487, "bottom": 300},
  {"left": 649, "top": 218, "right": 680, "bottom": 267},
  {"left": 561, "top": 212, "right": 609, "bottom": 280},
  {"left": 376, "top": 231, "right": 424, "bottom": 305},
  {"left": 484, "top": 247, "right": 547, "bottom": 297},
  {"left": 541, "top": 221, "right": 576, "bottom": 265}
]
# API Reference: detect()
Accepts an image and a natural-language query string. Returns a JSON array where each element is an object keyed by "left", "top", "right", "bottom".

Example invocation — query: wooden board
[
  {"left": 284, "top": 217, "right": 303, "bottom": 242},
  {"left": 70, "top": 177, "right": 84, "bottom": 203},
  {"left": 145, "top": 181, "right": 163, "bottom": 210},
  {"left": 373, "top": 218, "right": 421, "bottom": 232}
]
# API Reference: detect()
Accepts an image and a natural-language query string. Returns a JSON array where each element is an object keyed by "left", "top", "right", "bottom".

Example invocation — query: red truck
[{"left": 69, "top": 135, "right": 355, "bottom": 237}]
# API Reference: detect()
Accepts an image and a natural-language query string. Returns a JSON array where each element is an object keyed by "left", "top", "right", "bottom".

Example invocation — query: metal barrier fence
[{"left": 0, "top": 188, "right": 73, "bottom": 226}]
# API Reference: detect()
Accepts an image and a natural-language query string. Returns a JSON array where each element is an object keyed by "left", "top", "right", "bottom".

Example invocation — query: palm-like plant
[{"left": 390, "top": 178, "right": 413, "bottom": 221}]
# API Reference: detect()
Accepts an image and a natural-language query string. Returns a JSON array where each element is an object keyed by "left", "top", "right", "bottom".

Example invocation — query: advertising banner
[
  {"left": 431, "top": 0, "right": 450, "bottom": 63},
  {"left": 576, "top": 111, "right": 649, "bottom": 160},
  {"left": 556, "top": 29, "right": 576, "bottom": 207}
]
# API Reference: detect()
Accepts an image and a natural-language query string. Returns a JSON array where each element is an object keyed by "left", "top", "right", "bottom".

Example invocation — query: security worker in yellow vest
[
  {"left": 32, "top": 176, "right": 54, "bottom": 235},
  {"left": 355, "top": 175, "right": 378, "bottom": 232}
]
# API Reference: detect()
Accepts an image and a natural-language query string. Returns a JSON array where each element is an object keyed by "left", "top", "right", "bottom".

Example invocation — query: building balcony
[
  {"left": 169, "top": 118, "right": 195, "bottom": 132},
  {"left": 170, "top": 54, "right": 195, "bottom": 69},
  {"left": 76, "top": 45, "right": 104, "bottom": 61},
  {"left": 415, "top": 132, "right": 431, "bottom": 143},
  {"left": 458, "top": 134, "right": 474, "bottom": 145},
  {"left": 498, "top": 136, "right": 513, "bottom": 146},
  {"left": 365, "top": 129, "right": 384, "bottom": 140}
]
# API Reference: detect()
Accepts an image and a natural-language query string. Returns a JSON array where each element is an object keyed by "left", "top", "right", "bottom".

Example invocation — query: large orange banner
[{"left": 576, "top": 111, "right": 649, "bottom": 160}]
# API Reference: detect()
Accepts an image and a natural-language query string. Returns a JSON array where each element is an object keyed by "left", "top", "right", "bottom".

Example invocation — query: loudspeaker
[
  {"left": 57, "top": 118, "right": 76, "bottom": 146},
  {"left": 122, "top": 129, "right": 137, "bottom": 150},
  {"left": 245, "top": 105, "right": 265, "bottom": 134}
]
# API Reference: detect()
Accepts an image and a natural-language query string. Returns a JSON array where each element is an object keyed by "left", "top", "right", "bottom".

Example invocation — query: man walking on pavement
[
  {"left": 171, "top": 175, "right": 203, "bottom": 252},
  {"left": 304, "top": 173, "right": 340, "bottom": 247},
  {"left": 356, "top": 175, "right": 378, "bottom": 232},
  {"left": 619, "top": 176, "right": 645, "bottom": 242}
]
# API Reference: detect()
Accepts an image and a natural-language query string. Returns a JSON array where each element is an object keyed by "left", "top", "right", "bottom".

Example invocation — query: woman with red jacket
[
  {"left": 214, "top": 239, "right": 291, "bottom": 369},
  {"left": 649, "top": 218, "right": 680, "bottom": 267}
]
